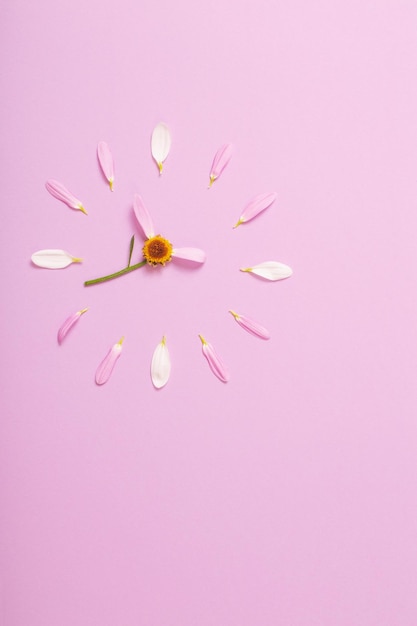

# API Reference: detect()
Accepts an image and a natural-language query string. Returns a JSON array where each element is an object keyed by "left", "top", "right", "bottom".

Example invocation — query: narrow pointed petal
[
  {"left": 133, "top": 194, "right": 155, "bottom": 239},
  {"left": 209, "top": 143, "right": 233, "bottom": 187},
  {"left": 95, "top": 337, "right": 124, "bottom": 385},
  {"left": 128, "top": 235, "right": 135, "bottom": 267},
  {"left": 234, "top": 192, "right": 277, "bottom": 228},
  {"left": 57, "top": 308, "right": 88, "bottom": 344},
  {"left": 31, "top": 249, "right": 83, "bottom": 269},
  {"left": 172, "top": 247, "right": 206, "bottom": 264},
  {"left": 240, "top": 261, "right": 293, "bottom": 281},
  {"left": 151, "top": 336, "right": 171, "bottom": 389},
  {"left": 45, "top": 179, "right": 87, "bottom": 214},
  {"left": 199, "top": 335, "right": 229, "bottom": 382},
  {"left": 97, "top": 141, "right": 115, "bottom": 191},
  {"left": 229, "top": 310, "right": 270, "bottom": 340},
  {"left": 151, "top": 122, "right": 171, "bottom": 174}
]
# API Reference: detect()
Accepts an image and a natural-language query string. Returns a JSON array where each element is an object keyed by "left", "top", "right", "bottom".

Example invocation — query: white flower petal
[
  {"left": 151, "top": 122, "right": 171, "bottom": 174},
  {"left": 241, "top": 261, "right": 292, "bottom": 281},
  {"left": 31, "top": 249, "right": 82, "bottom": 269},
  {"left": 151, "top": 336, "right": 171, "bottom": 389}
]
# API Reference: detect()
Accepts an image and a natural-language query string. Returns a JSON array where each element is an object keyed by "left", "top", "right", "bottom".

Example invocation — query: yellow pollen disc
[{"left": 142, "top": 235, "right": 173, "bottom": 266}]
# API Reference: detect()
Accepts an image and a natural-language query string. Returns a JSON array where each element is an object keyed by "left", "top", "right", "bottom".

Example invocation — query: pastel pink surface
[{"left": 2, "top": 1, "right": 417, "bottom": 625}]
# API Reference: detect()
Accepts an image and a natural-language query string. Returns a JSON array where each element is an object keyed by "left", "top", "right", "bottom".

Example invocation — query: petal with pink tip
[
  {"left": 199, "top": 335, "right": 229, "bottom": 382},
  {"left": 31, "top": 249, "right": 82, "bottom": 269},
  {"left": 240, "top": 261, "right": 292, "bottom": 281},
  {"left": 57, "top": 308, "right": 88, "bottom": 344},
  {"left": 209, "top": 143, "right": 233, "bottom": 187},
  {"left": 95, "top": 337, "right": 124, "bottom": 385},
  {"left": 133, "top": 194, "right": 155, "bottom": 239},
  {"left": 97, "top": 141, "right": 115, "bottom": 191},
  {"left": 229, "top": 310, "right": 270, "bottom": 340},
  {"left": 45, "top": 179, "right": 87, "bottom": 214},
  {"left": 172, "top": 248, "right": 206, "bottom": 264},
  {"left": 151, "top": 122, "right": 171, "bottom": 174},
  {"left": 151, "top": 336, "right": 171, "bottom": 389},
  {"left": 234, "top": 192, "right": 277, "bottom": 228}
]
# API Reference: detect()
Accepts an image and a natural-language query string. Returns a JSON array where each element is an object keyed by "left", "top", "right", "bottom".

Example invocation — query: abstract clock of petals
[{"left": 34, "top": 127, "right": 293, "bottom": 387}]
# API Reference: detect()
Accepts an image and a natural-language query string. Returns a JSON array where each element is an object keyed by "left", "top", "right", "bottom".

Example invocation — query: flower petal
[
  {"left": 31, "top": 249, "right": 83, "bottom": 269},
  {"left": 151, "top": 336, "right": 171, "bottom": 389},
  {"left": 97, "top": 141, "right": 115, "bottom": 191},
  {"left": 234, "top": 192, "right": 277, "bottom": 228},
  {"left": 172, "top": 248, "right": 206, "bottom": 264},
  {"left": 151, "top": 122, "right": 171, "bottom": 174},
  {"left": 95, "top": 337, "right": 124, "bottom": 385},
  {"left": 229, "top": 310, "right": 270, "bottom": 340},
  {"left": 209, "top": 143, "right": 233, "bottom": 187},
  {"left": 199, "top": 335, "right": 229, "bottom": 382},
  {"left": 45, "top": 179, "right": 87, "bottom": 214},
  {"left": 240, "top": 261, "right": 292, "bottom": 281},
  {"left": 133, "top": 194, "right": 155, "bottom": 239},
  {"left": 57, "top": 308, "right": 88, "bottom": 344}
]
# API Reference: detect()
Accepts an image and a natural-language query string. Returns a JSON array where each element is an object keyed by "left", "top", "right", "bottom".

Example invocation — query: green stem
[{"left": 84, "top": 260, "right": 147, "bottom": 286}]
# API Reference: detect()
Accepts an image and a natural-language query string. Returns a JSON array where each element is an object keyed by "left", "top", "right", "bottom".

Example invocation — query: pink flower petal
[
  {"left": 234, "top": 192, "right": 277, "bottom": 228},
  {"left": 209, "top": 143, "right": 233, "bottom": 187},
  {"left": 45, "top": 179, "right": 87, "bottom": 214},
  {"left": 172, "top": 248, "right": 206, "bottom": 264},
  {"left": 95, "top": 337, "right": 124, "bottom": 385},
  {"left": 57, "top": 308, "right": 88, "bottom": 344},
  {"left": 133, "top": 194, "right": 155, "bottom": 239},
  {"left": 199, "top": 335, "right": 229, "bottom": 382},
  {"left": 97, "top": 141, "right": 115, "bottom": 191},
  {"left": 229, "top": 310, "right": 270, "bottom": 340}
]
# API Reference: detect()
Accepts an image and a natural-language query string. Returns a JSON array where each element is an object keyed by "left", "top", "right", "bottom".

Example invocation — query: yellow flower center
[{"left": 142, "top": 235, "right": 173, "bottom": 266}]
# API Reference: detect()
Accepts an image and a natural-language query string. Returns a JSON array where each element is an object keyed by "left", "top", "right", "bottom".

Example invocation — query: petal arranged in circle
[
  {"left": 97, "top": 141, "right": 115, "bottom": 191},
  {"left": 95, "top": 337, "right": 124, "bottom": 385},
  {"left": 133, "top": 193, "right": 155, "bottom": 239},
  {"left": 234, "top": 192, "right": 277, "bottom": 228},
  {"left": 229, "top": 310, "right": 270, "bottom": 340},
  {"left": 172, "top": 248, "right": 206, "bottom": 264},
  {"left": 151, "top": 336, "right": 171, "bottom": 389},
  {"left": 199, "top": 335, "right": 229, "bottom": 382},
  {"left": 31, "top": 249, "right": 83, "bottom": 269},
  {"left": 45, "top": 179, "right": 87, "bottom": 214},
  {"left": 208, "top": 143, "right": 233, "bottom": 187},
  {"left": 240, "top": 261, "right": 292, "bottom": 281},
  {"left": 57, "top": 308, "right": 88, "bottom": 344},
  {"left": 151, "top": 122, "right": 171, "bottom": 174}
]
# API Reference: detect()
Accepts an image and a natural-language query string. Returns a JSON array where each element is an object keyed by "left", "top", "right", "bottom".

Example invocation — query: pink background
[{"left": 1, "top": 0, "right": 417, "bottom": 624}]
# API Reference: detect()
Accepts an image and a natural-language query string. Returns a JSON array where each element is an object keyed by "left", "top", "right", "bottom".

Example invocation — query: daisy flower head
[
  {"left": 134, "top": 193, "right": 206, "bottom": 266},
  {"left": 84, "top": 194, "right": 206, "bottom": 287}
]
